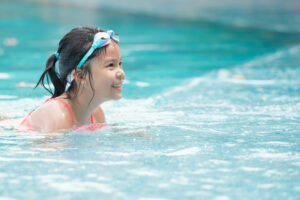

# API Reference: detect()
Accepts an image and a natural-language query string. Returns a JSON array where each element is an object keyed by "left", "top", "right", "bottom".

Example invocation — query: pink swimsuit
[{"left": 17, "top": 98, "right": 106, "bottom": 132}]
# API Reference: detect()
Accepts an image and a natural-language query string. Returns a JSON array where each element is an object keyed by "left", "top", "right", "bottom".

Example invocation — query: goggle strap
[
  {"left": 55, "top": 51, "right": 60, "bottom": 60},
  {"left": 77, "top": 46, "right": 95, "bottom": 68}
]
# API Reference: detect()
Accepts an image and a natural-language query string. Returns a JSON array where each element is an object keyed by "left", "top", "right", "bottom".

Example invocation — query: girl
[{"left": 17, "top": 26, "right": 125, "bottom": 132}]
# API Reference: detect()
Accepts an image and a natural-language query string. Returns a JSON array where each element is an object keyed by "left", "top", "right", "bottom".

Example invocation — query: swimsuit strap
[
  {"left": 47, "top": 98, "right": 96, "bottom": 125},
  {"left": 90, "top": 113, "right": 95, "bottom": 124},
  {"left": 50, "top": 98, "right": 75, "bottom": 125}
]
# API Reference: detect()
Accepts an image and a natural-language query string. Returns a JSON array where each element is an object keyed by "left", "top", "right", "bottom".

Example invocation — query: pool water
[{"left": 0, "top": 1, "right": 300, "bottom": 199}]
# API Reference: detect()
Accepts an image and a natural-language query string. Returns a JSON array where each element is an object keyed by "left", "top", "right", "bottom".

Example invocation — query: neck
[{"left": 65, "top": 88, "right": 105, "bottom": 125}]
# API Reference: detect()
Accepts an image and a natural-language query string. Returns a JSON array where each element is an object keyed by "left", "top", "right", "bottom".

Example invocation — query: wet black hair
[{"left": 35, "top": 26, "right": 109, "bottom": 99}]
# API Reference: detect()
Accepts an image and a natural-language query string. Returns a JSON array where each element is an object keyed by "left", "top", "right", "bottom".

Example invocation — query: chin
[{"left": 112, "top": 95, "right": 122, "bottom": 100}]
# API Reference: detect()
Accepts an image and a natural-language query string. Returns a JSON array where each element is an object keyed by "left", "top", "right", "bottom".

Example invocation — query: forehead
[
  {"left": 102, "top": 41, "right": 121, "bottom": 61},
  {"left": 91, "top": 41, "right": 121, "bottom": 66}
]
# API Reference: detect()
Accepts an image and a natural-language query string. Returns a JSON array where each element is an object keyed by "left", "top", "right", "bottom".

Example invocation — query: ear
[{"left": 72, "top": 69, "right": 86, "bottom": 84}]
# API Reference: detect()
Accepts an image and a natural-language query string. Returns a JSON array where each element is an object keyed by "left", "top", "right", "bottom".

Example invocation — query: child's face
[{"left": 88, "top": 41, "right": 125, "bottom": 102}]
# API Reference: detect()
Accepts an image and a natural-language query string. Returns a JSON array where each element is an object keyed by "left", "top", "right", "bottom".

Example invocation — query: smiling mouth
[{"left": 112, "top": 84, "right": 122, "bottom": 90}]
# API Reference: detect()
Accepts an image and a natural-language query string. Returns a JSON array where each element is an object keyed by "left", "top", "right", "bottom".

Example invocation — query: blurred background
[
  {"left": 43, "top": 0, "right": 300, "bottom": 32},
  {"left": 0, "top": 0, "right": 300, "bottom": 100}
]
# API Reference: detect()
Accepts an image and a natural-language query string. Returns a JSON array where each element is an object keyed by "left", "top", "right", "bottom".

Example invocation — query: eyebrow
[{"left": 104, "top": 58, "right": 122, "bottom": 64}]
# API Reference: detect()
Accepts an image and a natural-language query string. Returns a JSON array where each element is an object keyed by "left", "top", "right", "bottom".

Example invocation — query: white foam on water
[
  {"left": 158, "top": 44, "right": 300, "bottom": 102},
  {"left": 162, "top": 77, "right": 206, "bottom": 97},
  {"left": 235, "top": 50, "right": 284, "bottom": 68},
  {"left": 292, "top": 162, "right": 300, "bottom": 166},
  {"left": 0, "top": 157, "right": 75, "bottom": 164},
  {"left": 8, "top": 179, "right": 20, "bottom": 184},
  {"left": 20, "top": 176, "right": 33, "bottom": 180},
  {"left": 174, "top": 125, "right": 199, "bottom": 132},
  {"left": 217, "top": 168, "right": 231, "bottom": 172},
  {"left": 157, "top": 183, "right": 170, "bottom": 188},
  {"left": 209, "top": 160, "right": 230, "bottom": 165},
  {"left": 263, "top": 170, "right": 283, "bottom": 177},
  {"left": 127, "top": 169, "right": 160, "bottom": 177},
  {"left": 0, "top": 98, "right": 42, "bottom": 116},
  {"left": 136, "top": 81, "right": 150, "bottom": 87},
  {"left": 222, "top": 79, "right": 275, "bottom": 85},
  {"left": 0, "top": 95, "right": 17, "bottom": 99},
  {"left": 288, "top": 45, "right": 300, "bottom": 55},
  {"left": 214, "top": 196, "right": 230, "bottom": 200},
  {"left": 185, "top": 190, "right": 211, "bottom": 197},
  {"left": 264, "top": 141, "right": 291, "bottom": 146},
  {"left": 46, "top": 180, "right": 113, "bottom": 193},
  {"left": 0, "top": 140, "right": 18, "bottom": 144},
  {"left": 98, "top": 161, "right": 131, "bottom": 166},
  {"left": 37, "top": 174, "right": 69, "bottom": 181},
  {"left": 97, "top": 176, "right": 111, "bottom": 181},
  {"left": 86, "top": 173, "right": 97, "bottom": 178},
  {"left": 83, "top": 160, "right": 131, "bottom": 166},
  {"left": 294, "top": 186, "right": 300, "bottom": 191},
  {"left": 0, "top": 197, "right": 16, "bottom": 200},
  {"left": 251, "top": 151, "right": 299, "bottom": 160},
  {"left": 233, "top": 44, "right": 300, "bottom": 69},
  {"left": 139, "top": 197, "right": 170, "bottom": 200},
  {"left": 170, "top": 176, "right": 190, "bottom": 185},
  {"left": 235, "top": 149, "right": 300, "bottom": 161},
  {"left": 200, "top": 178, "right": 226, "bottom": 184},
  {"left": 257, "top": 184, "right": 276, "bottom": 189},
  {"left": 102, "top": 151, "right": 142, "bottom": 157},
  {"left": 218, "top": 69, "right": 230, "bottom": 79},
  {"left": 201, "top": 184, "right": 214, "bottom": 190},
  {"left": 224, "top": 143, "right": 236, "bottom": 147},
  {"left": 166, "top": 147, "right": 200, "bottom": 156},
  {"left": 0, "top": 73, "right": 10, "bottom": 79},
  {"left": 102, "top": 98, "right": 184, "bottom": 126},
  {"left": 191, "top": 169, "right": 210, "bottom": 174},
  {"left": 10, "top": 150, "right": 39, "bottom": 155},
  {"left": 240, "top": 167, "right": 263, "bottom": 172},
  {"left": 0, "top": 173, "right": 8, "bottom": 178}
]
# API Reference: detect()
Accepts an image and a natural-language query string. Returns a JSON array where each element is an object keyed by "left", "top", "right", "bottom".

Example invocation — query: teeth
[{"left": 112, "top": 84, "right": 122, "bottom": 87}]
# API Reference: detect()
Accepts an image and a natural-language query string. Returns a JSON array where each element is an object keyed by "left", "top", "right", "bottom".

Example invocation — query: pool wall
[{"left": 24, "top": 0, "right": 300, "bottom": 33}]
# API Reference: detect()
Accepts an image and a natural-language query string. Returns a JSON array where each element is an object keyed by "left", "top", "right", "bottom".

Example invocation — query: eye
[
  {"left": 119, "top": 62, "right": 122, "bottom": 66},
  {"left": 106, "top": 63, "right": 114, "bottom": 68}
]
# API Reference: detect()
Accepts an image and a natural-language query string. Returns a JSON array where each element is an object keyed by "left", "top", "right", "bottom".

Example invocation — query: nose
[{"left": 116, "top": 69, "right": 125, "bottom": 81}]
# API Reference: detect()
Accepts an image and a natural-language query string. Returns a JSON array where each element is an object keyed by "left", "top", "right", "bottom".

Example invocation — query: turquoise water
[{"left": 1, "top": 1, "right": 300, "bottom": 199}]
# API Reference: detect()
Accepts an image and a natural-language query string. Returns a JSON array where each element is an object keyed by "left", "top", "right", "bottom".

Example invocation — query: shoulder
[
  {"left": 93, "top": 106, "right": 106, "bottom": 123},
  {"left": 29, "top": 99, "right": 74, "bottom": 132}
]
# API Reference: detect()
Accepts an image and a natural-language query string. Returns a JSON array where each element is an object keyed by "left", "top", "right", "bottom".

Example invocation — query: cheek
[{"left": 91, "top": 71, "right": 114, "bottom": 89}]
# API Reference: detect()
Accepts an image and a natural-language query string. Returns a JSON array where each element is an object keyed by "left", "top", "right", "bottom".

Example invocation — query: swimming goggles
[{"left": 76, "top": 30, "right": 119, "bottom": 68}]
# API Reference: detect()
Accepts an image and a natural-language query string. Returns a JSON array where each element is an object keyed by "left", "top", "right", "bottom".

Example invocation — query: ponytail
[{"left": 35, "top": 53, "right": 65, "bottom": 98}]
